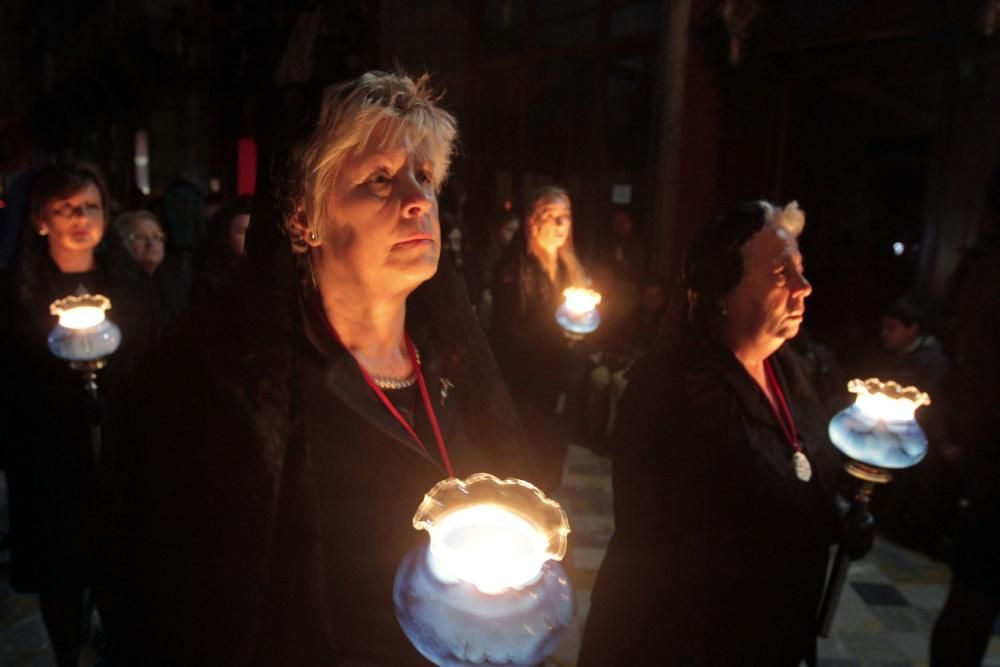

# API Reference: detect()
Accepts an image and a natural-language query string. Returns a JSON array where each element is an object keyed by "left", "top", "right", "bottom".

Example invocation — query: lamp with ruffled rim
[
  {"left": 393, "top": 473, "right": 574, "bottom": 666},
  {"left": 818, "top": 378, "right": 931, "bottom": 636}
]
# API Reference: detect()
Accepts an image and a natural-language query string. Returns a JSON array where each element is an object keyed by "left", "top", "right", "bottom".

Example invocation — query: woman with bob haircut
[
  {"left": 0, "top": 162, "right": 155, "bottom": 667},
  {"left": 96, "top": 71, "right": 531, "bottom": 665},
  {"left": 579, "top": 201, "right": 872, "bottom": 666}
]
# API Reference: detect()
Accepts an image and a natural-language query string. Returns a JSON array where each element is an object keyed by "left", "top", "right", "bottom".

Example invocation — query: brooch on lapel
[{"left": 440, "top": 377, "right": 454, "bottom": 406}]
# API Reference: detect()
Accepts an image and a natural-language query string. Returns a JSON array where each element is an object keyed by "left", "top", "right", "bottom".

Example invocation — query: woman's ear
[
  {"left": 292, "top": 205, "right": 321, "bottom": 248},
  {"left": 35, "top": 218, "right": 50, "bottom": 237}
]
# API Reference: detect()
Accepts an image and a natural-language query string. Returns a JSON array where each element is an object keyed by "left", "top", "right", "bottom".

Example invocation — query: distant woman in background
[
  {"left": 476, "top": 208, "right": 520, "bottom": 330},
  {"left": 190, "top": 195, "right": 252, "bottom": 306},
  {"left": 0, "top": 163, "right": 154, "bottom": 667},
  {"left": 117, "top": 209, "right": 188, "bottom": 324},
  {"left": 491, "top": 186, "right": 588, "bottom": 492}
]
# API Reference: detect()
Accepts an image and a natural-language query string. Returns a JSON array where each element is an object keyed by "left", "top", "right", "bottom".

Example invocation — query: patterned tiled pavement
[
  {"left": 548, "top": 444, "right": 1000, "bottom": 667},
  {"left": 2, "top": 454, "right": 999, "bottom": 666}
]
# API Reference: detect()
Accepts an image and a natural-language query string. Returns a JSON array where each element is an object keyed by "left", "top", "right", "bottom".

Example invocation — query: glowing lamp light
[
  {"left": 819, "top": 378, "right": 931, "bottom": 637},
  {"left": 47, "top": 294, "right": 121, "bottom": 363},
  {"left": 828, "top": 378, "right": 931, "bottom": 470},
  {"left": 394, "top": 473, "right": 574, "bottom": 666},
  {"left": 556, "top": 286, "right": 602, "bottom": 335}
]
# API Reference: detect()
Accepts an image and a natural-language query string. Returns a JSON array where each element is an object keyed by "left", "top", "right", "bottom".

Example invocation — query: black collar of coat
[
  {"left": 223, "top": 256, "right": 532, "bottom": 482},
  {"left": 685, "top": 339, "right": 840, "bottom": 495},
  {"left": 298, "top": 287, "right": 459, "bottom": 472}
]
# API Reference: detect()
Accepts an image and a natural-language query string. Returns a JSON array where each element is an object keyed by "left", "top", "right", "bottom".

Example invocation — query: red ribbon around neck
[
  {"left": 316, "top": 300, "right": 454, "bottom": 477},
  {"left": 763, "top": 358, "right": 803, "bottom": 455}
]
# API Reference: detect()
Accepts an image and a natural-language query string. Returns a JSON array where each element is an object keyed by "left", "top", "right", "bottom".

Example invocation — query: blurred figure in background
[
  {"left": 0, "top": 163, "right": 155, "bottom": 667},
  {"left": 931, "top": 168, "right": 1000, "bottom": 667},
  {"left": 117, "top": 210, "right": 188, "bottom": 326},
  {"left": 868, "top": 295, "right": 956, "bottom": 559},
  {"left": 491, "top": 185, "right": 588, "bottom": 492},
  {"left": 475, "top": 207, "right": 520, "bottom": 330},
  {"left": 584, "top": 278, "right": 666, "bottom": 454},
  {"left": 876, "top": 296, "right": 948, "bottom": 396},
  {"left": 190, "top": 196, "right": 252, "bottom": 307},
  {"left": 594, "top": 206, "right": 645, "bottom": 287},
  {"left": 440, "top": 216, "right": 482, "bottom": 306},
  {"left": 118, "top": 211, "right": 166, "bottom": 276}
]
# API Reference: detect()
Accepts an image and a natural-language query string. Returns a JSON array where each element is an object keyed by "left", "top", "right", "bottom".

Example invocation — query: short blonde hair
[{"left": 287, "top": 70, "right": 459, "bottom": 253}]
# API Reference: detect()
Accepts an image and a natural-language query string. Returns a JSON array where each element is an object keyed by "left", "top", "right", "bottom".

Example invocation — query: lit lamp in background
[
  {"left": 556, "top": 286, "right": 602, "bottom": 337},
  {"left": 48, "top": 294, "right": 121, "bottom": 458},
  {"left": 394, "top": 473, "right": 574, "bottom": 666},
  {"left": 818, "top": 378, "right": 931, "bottom": 636}
]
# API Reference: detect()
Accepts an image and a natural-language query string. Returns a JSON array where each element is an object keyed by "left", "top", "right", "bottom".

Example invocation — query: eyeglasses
[
  {"left": 127, "top": 232, "right": 167, "bottom": 244},
  {"left": 48, "top": 202, "right": 103, "bottom": 220}
]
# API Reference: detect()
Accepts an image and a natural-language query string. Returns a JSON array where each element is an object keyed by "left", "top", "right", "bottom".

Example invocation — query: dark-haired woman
[
  {"left": 491, "top": 186, "right": 589, "bottom": 492},
  {"left": 189, "top": 195, "right": 252, "bottom": 306},
  {"left": 580, "top": 201, "right": 869, "bottom": 666},
  {"left": 0, "top": 163, "right": 155, "bottom": 666}
]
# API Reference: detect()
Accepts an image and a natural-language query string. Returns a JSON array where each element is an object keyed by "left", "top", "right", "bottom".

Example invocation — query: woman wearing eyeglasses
[
  {"left": 0, "top": 162, "right": 155, "bottom": 667},
  {"left": 116, "top": 210, "right": 189, "bottom": 325}
]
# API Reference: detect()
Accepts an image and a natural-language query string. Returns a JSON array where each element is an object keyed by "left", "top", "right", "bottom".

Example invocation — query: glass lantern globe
[
  {"left": 828, "top": 378, "right": 931, "bottom": 470},
  {"left": 47, "top": 294, "right": 122, "bottom": 362},
  {"left": 555, "top": 287, "right": 602, "bottom": 335},
  {"left": 393, "top": 473, "right": 574, "bottom": 666}
]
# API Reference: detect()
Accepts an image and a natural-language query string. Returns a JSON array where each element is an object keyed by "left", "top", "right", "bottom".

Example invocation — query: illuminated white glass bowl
[
  {"left": 393, "top": 473, "right": 574, "bottom": 666},
  {"left": 828, "top": 378, "right": 930, "bottom": 469},
  {"left": 47, "top": 294, "right": 122, "bottom": 362},
  {"left": 555, "top": 287, "right": 602, "bottom": 335}
]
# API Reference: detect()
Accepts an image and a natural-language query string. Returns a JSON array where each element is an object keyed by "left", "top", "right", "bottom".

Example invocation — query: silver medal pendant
[{"left": 792, "top": 450, "right": 812, "bottom": 482}]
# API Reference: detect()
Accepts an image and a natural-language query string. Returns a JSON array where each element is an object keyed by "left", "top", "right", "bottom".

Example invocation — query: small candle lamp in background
[
  {"left": 48, "top": 294, "right": 121, "bottom": 459},
  {"left": 818, "top": 378, "right": 931, "bottom": 636},
  {"left": 394, "top": 473, "right": 574, "bottom": 666},
  {"left": 556, "top": 286, "right": 602, "bottom": 337}
]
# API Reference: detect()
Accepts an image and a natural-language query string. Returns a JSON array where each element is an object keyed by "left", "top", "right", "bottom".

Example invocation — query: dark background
[{"left": 2, "top": 0, "right": 999, "bottom": 369}]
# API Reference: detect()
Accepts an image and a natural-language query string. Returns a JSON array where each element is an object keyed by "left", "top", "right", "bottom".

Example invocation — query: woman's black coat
[
  {"left": 0, "top": 231, "right": 155, "bottom": 593},
  {"left": 94, "top": 259, "right": 533, "bottom": 666},
  {"left": 579, "top": 340, "right": 842, "bottom": 666},
  {"left": 490, "top": 248, "right": 577, "bottom": 491}
]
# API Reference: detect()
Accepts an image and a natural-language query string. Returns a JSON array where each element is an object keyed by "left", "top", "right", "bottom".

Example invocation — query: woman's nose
[
  {"left": 401, "top": 173, "right": 433, "bottom": 219},
  {"left": 792, "top": 271, "right": 812, "bottom": 298}
]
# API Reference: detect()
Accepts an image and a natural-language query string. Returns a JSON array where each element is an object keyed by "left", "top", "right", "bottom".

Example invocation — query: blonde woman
[{"left": 97, "top": 71, "right": 529, "bottom": 665}]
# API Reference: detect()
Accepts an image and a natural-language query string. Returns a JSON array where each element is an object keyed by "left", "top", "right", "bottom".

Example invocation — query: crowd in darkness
[{"left": 0, "top": 70, "right": 997, "bottom": 666}]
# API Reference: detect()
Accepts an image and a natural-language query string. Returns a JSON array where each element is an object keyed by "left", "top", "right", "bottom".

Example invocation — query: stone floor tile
[
  {"left": 884, "top": 630, "right": 929, "bottom": 662},
  {"left": 849, "top": 560, "right": 893, "bottom": 584},
  {"left": 852, "top": 582, "right": 911, "bottom": 607},
  {"left": 839, "top": 632, "right": 909, "bottom": 661},
  {"left": 870, "top": 606, "right": 933, "bottom": 632},
  {"left": 0, "top": 613, "right": 53, "bottom": 667},
  {"left": 818, "top": 635, "right": 856, "bottom": 660},
  {"left": 896, "top": 583, "right": 948, "bottom": 611},
  {"left": 829, "top": 607, "right": 885, "bottom": 633}
]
